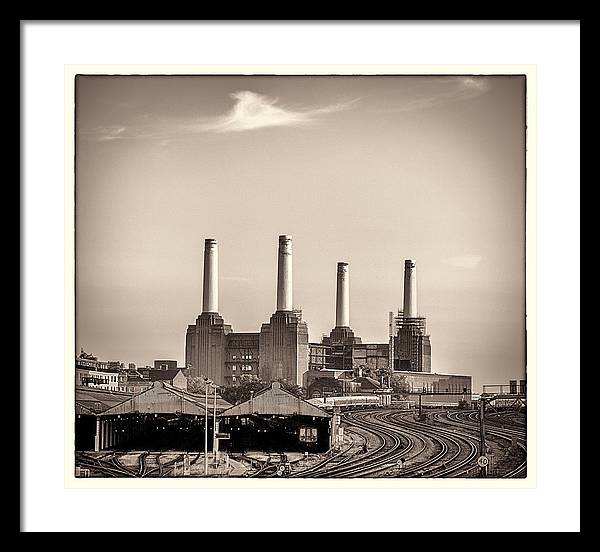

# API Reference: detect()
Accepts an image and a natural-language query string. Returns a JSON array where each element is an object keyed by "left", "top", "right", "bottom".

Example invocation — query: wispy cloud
[
  {"left": 191, "top": 91, "right": 358, "bottom": 133},
  {"left": 389, "top": 77, "right": 491, "bottom": 113},
  {"left": 80, "top": 124, "right": 158, "bottom": 143},
  {"left": 81, "top": 91, "right": 359, "bottom": 143},
  {"left": 442, "top": 255, "right": 482, "bottom": 269},
  {"left": 95, "top": 126, "right": 128, "bottom": 141}
]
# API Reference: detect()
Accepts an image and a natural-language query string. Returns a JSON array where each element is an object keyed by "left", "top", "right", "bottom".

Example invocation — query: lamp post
[
  {"left": 479, "top": 397, "right": 487, "bottom": 477},
  {"left": 204, "top": 378, "right": 212, "bottom": 476},
  {"left": 213, "top": 384, "right": 218, "bottom": 466}
]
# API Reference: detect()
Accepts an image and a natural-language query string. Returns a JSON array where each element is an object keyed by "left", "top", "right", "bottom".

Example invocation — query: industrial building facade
[
  {"left": 306, "top": 259, "right": 431, "bottom": 382},
  {"left": 185, "top": 236, "right": 309, "bottom": 387},
  {"left": 389, "top": 312, "right": 432, "bottom": 372},
  {"left": 185, "top": 237, "right": 439, "bottom": 390}
]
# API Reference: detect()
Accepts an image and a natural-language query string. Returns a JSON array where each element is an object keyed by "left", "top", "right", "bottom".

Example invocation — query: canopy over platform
[
  {"left": 222, "top": 382, "right": 330, "bottom": 418},
  {"left": 100, "top": 381, "right": 231, "bottom": 417},
  {"left": 75, "top": 386, "right": 132, "bottom": 415}
]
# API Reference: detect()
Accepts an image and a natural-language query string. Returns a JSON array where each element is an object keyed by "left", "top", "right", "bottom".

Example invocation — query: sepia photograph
[
  {"left": 21, "top": 20, "right": 580, "bottom": 533},
  {"left": 72, "top": 71, "right": 529, "bottom": 481}
]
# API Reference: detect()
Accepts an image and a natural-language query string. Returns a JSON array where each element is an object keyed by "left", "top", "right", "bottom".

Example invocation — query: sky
[{"left": 75, "top": 75, "right": 526, "bottom": 392}]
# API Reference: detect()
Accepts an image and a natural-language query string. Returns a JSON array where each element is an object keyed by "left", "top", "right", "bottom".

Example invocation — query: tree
[
  {"left": 221, "top": 380, "right": 268, "bottom": 405},
  {"left": 390, "top": 374, "right": 410, "bottom": 398},
  {"left": 219, "top": 378, "right": 306, "bottom": 405},
  {"left": 187, "top": 376, "right": 206, "bottom": 394},
  {"left": 276, "top": 378, "right": 305, "bottom": 398}
]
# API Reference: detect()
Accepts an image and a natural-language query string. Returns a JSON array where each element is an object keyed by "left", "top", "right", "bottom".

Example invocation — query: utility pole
[
  {"left": 204, "top": 378, "right": 211, "bottom": 476},
  {"left": 212, "top": 385, "right": 218, "bottom": 466},
  {"left": 479, "top": 397, "right": 488, "bottom": 477}
]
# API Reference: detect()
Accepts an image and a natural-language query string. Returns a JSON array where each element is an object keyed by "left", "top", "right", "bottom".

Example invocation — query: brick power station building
[
  {"left": 306, "top": 259, "right": 431, "bottom": 377},
  {"left": 185, "top": 235, "right": 439, "bottom": 390},
  {"left": 185, "top": 236, "right": 309, "bottom": 387}
]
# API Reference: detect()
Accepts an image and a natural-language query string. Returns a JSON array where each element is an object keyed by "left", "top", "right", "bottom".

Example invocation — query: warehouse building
[
  {"left": 76, "top": 381, "right": 231, "bottom": 452},
  {"left": 218, "top": 382, "right": 332, "bottom": 454}
]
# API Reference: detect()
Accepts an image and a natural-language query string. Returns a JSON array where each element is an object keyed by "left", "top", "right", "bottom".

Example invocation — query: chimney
[
  {"left": 403, "top": 259, "right": 417, "bottom": 318},
  {"left": 202, "top": 238, "right": 218, "bottom": 313},
  {"left": 276, "top": 235, "right": 293, "bottom": 311},
  {"left": 335, "top": 262, "right": 350, "bottom": 327}
]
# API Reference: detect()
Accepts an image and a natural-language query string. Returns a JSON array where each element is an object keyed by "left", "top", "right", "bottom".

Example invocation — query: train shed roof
[
  {"left": 222, "top": 382, "right": 330, "bottom": 418},
  {"left": 99, "top": 381, "right": 232, "bottom": 417},
  {"left": 75, "top": 386, "right": 133, "bottom": 415}
]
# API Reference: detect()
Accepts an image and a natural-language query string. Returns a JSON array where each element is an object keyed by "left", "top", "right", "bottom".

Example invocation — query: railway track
[
  {"left": 308, "top": 411, "right": 406, "bottom": 478},
  {"left": 246, "top": 455, "right": 279, "bottom": 478},
  {"left": 76, "top": 452, "right": 137, "bottom": 478},
  {"left": 439, "top": 410, "right": 527, "bottom": 477},
  {"left": 75, "top": 451, "right": 189, "bottom": 478},
  {"left": 387, "top": 412, "right": 479, "bottom": 478},
  {"left": 312, "top": 409, "right": 478, "bottom": 478},
  {"left": 74, "top": 409, "right": 526, "bottom": 479},
  {"left": 289, "top": 424, "right": 377, "bottom": 478},
  {"left": 291, "top": 407, "right": 526, "bottom": 479},
  {"left": 292, "top": 410, "right": 419, "bottom": 478}
]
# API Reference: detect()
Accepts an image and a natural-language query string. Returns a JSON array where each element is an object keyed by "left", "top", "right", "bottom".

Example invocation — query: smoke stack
[
  {"left": 202, "top": 238, "right": 218, "bottom": 313},
  {"left": 276, "top": 235, "right": 293, "bottom": 311},
  {"left": 335, "top": 262, "right": 350, "bottom": 327},
  {"left": 403, "top": 259, "right": 417, "bottom": 318}
]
